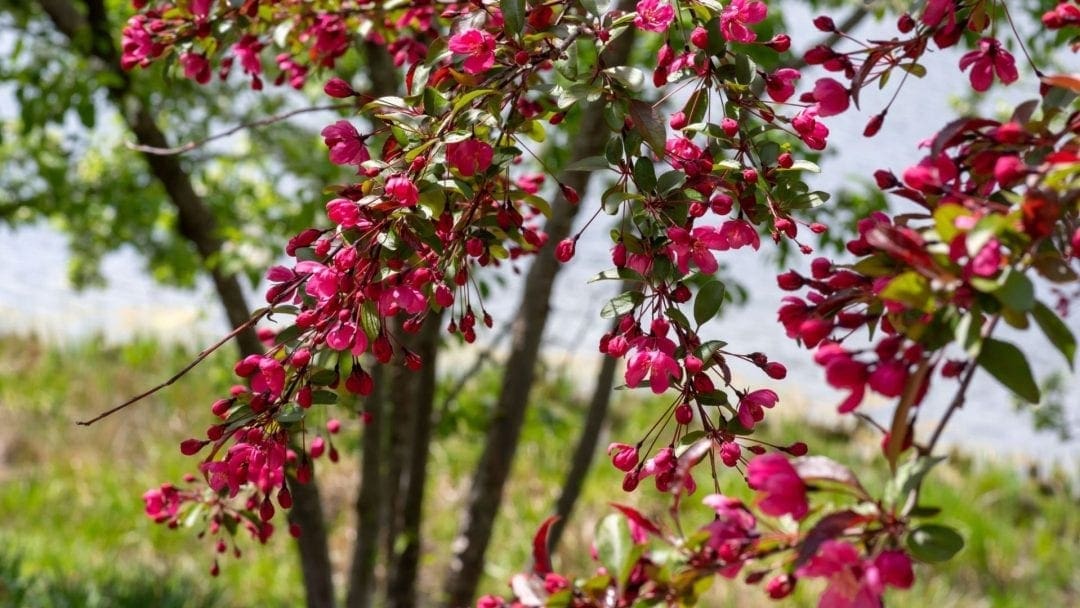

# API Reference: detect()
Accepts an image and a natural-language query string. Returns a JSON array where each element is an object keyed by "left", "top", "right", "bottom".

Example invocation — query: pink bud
[
  {"left": 310, "top": 436, "right": 326, "bottom": 459},
  {"left": 555, "top": 238, "right": 576, "bottom": 263},
  {"left": 669, "top": 111, "right": 687, "bottom": 130},
  {"left": 675, "top": 404, "right": 693, "bottom": 424},
  {"left": 765, "top": 361, "right": 787, "bottom": 379},
  {"left": 180, "top": 439, "right": 207, "bottom": 456},
  {"left": 326, "top": 419, "right": 341, "bottom": 434},
  {"left": 323, "top": 77, "right": 355, "bottom": 98}
]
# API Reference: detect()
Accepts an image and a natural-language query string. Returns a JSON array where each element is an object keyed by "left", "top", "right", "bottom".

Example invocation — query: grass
[{"left": 0, "top": 335, "right": 1076, "bottom": 606}]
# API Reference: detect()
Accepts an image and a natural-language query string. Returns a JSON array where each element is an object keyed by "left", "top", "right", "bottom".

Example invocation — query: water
[{"left": 1, "top": 6, "right": 1076, "bottom": 468}]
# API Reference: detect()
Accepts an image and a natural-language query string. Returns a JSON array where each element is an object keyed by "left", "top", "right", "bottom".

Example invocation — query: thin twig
[
  {"left": 924, "top": 315, "right": 1002, "bottom": 454},
  {"left": 125, "top": 103, "right": 354, "bottom": 156},
  {"left": 76, "top": 315, "right": 263, "bottom": 426}
]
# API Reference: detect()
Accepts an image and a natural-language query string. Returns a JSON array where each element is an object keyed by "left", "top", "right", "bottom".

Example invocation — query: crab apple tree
[{"left": 90, "top": 0, "right": 1080, "bottom": 606}]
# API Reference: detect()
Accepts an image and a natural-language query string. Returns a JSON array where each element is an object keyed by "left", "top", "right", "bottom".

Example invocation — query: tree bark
[
  {"left": 546, "top": 317, "right": 621, "bottom": 555},
  {"left": 442, "top": 16, "right": 637, "bottom": 607},
  {"left": 345, "top": 364, "right": 386, "bottom": 608},
  {"left": 36, "top": 2, "right": 334, "bottom": 606},
  {"left": 385, "top": 313, "right": 443, "bottom": 608}
]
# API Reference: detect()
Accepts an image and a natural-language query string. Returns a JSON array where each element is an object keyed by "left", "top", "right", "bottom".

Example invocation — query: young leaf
[
  {"left": 693, "top": 280, "right": 726, "bottom": 326},
  {"left": 907, "top": 524, "right": 964, "bottom": 562},
  {"left": 792, "top": 456, "right": 870, "bottom": 500},
  {"left": 601, "top": 291, "right": 643, "bottom": 319},
  {"left": 1032, "top": 300, "right": 1076, "bottom": 367},
  {"left": 594, "top": 514, "right": 630, "bottom": 583},
  {"left": 502, "top": 0, "right": 525, "bottom": 38},
  {"left": 976, "top": 338, "right": 1040, "bottom": 403},
  {"left": 628, "top": 99, "right": 667, "bottom": 155},
  {"left": 531, "top": 515, "right": 559, "bottom": 575}
]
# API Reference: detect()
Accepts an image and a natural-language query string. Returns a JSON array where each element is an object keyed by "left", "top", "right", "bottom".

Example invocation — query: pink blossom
[
  {"left": 737, "top": 389, "right": 779, "bottom": 429},
  {"left": 143, "top": 484, "right": 182, "bottom": 523},
  {"left": 969, "top": 238, "right": 1003, "bottom": 277},
  {"left": 179, "top": 52, "right": 211, "bottom": 84},
  {"left": 232, "top": 35, "right": 264, "bottom": 76},
  {"left": 701, "top": 494, "right": 757, "bottom": 576},
  {"left": 321, "top": 121, "right": 369, "bottom": 166},
  {"left": 634, "top": 0, "right": 675, "bottom": 33},
  {"left": 922, "top": 0, "right": 955, "bottom": 27},
  {"left": 325, "top": 198, "right": 361, "bottom": 227},
  {"left": 959, "top": 38, "right": 1018, "bottom": 92},
  {"left": 379, "top": 284, "right": 427, "bottom": 316},
  {"left": 797, "top": 542, "right": 914, "bottom": 608},
  {"left": 868, "top": 360, "right": 908, "bottom": 398},
  {"left": 793, "top": 109, "right": 830, "bottom": 150},
  {"left": 608, "top": 443, "right": 640, "bottom": 471},
  {"left": 902, "top": 155, "right": 958, "bottom": 192},
  {"left": 766, "top": 68, "right": 801, "bottom": 102},
  {"left": 812, "top": 78, "right": 850, "bottom": 117},
  {"left": 720, "top": 219, "right": 760, "bottom": 250},
  {"left": 625, "top": 347, "right": 683, "bottom": 394},
  {"left": 448, "top": 29, "right": 496, "bottom": 74},
  {"left": 190, "top": 0, "right": 213, "bottom": 20},
  {"left": 666, "top": 226, "right": 728, "bottom": 274},
  {"left": 746, "top": 453, "right": 808, "bottom": 520},
  {"left": 385, "top": 175, "right": 419, "bottom": 207},
  {"left": 251, "top": 357, "right": 286, "bottom": 397},
  {"left": 720, "top": 0, "right": 767, "bottom": 43},
  {"left": 446, "top": 139, "right": 494, "bottom": 177}
]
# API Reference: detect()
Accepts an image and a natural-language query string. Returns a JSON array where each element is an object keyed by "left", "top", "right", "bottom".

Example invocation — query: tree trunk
[
  {"left": 37, "top": 2, "right": 334, "bottom": 605},
  {"left": 385, "top": 313, "right": 442, "bottom": 607},
  {"left": 441, "top": 17, "right": 637, "bottom": 607},
  {"left": 345, "top": 363, "right": 386, "bottom": 608},
  {"left": 546, "top": 317, "right": 621, "bottom": 554}
]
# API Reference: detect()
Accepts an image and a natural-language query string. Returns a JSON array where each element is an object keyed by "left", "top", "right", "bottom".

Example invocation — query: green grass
[{"left": 0, "top": 335, "right": 1076, "bottom": 606}]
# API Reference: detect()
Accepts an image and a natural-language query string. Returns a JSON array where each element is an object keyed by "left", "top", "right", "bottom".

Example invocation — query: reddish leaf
[
  {"left": 532, "top": 515, "right": 560, "bottom": 575},
  {"left": 1041, "top": 74, "right": 1080, "bottom": 94},
  {"left": 792, "top": 455, "right": 870, "bottom": 500},
  {"left": 611, "top": 503, "right": 662, "bottom": 538},
  {"left": 794, "top": 510, "right": 872, "bottom": 568}
]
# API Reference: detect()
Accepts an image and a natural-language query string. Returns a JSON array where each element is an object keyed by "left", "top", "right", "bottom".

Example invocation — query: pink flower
[
  {"left": 625, "top": 348, "right": 683, "bottom": 394},
  {"left": 737, "top": 389, "right": 779, "bottom": 429},
  {"left": 251, "top": 357, "right": 286, "bottom": 397},
  {"left": 634, "top": 0, "right": 675, "bottom": 33},
  {"left": 446, "top": 139, "right": 494, "bottom": 177},
  {"left": 143, "top": 484, "right": 182, "bottom": 523},
  {"left": 666, "top": 226, "right": 728, "bottom": 275},
  {"left": 902, "top": 155, "right": 957, "bottom": 192},
  {"left": 385, "top": 175, "right": 419, "bottom": 207},
  {"left": 793, "top": 109, "right": 830, "bottom": 150},
  {"left": 379, "top": 284, "right": 427, "bottom": 316},
  {"left": 448, "top": 29, "right": 496, "bottom": 74},
  {"left": 326, "top": 198, "right": 361, "bottom": 227},
  {"left": 959, "top": 38, "right": 1018, "bottom": 92},
  {"left": 720, "top": 0, "right": 767, "bottom": 43},
  {"left": 321, "top": 121, "right": 369, "bottom": 166},
  {"left": 868, "top": 360, "right": 908, "bottom": 398},
  {"left": 232, "top": 34, "right": 264, "bottom": 76},
  {"left": 797, "top": 542, "right": 914, "bottom": 608},
  {"left": 701, "top": 494, "right": 757, "bottom": 576},
  {"left": 190, "top": 0, "right": 213, "bottom": 20},
  {"left": 812, "top": 78, "right": 850, "bottom": 117},
  {"left": 746, "top": 453, "right": 808, "bottom": 520},
  {"left": 922, "top": 0, "right": 955, "bottom": 27},
  {"left": 720, "top": 219, "right": 760, "bottom": 250},
  {"left": 179, "top": 52, "right": 211, "bottom": 84},
  {"left": 766, "top": 68, "right": 801, "bottom": 102}
]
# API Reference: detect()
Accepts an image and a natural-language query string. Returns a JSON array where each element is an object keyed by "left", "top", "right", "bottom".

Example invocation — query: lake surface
[{"left": 1, "top": 5, "right": 1076, "bottom": 468}]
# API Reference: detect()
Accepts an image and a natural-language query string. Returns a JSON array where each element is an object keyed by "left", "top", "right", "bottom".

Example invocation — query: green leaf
[
  {"left": 993, "top": 268, "right": 1034, "bottom": 312},
  {"left": 360, "top": 301, "right": 381, "bottom": 340},
  {"left": 605, "top": 66, "right": 646, "bottom": 92},
  {"left": 628, "top": 99, "right": 666, "bottom": 155},
  {"left": 880, "top": 271, "right": 932, "bottom": 311},
  {"left": 907, "top": 524, "right": 964, "bottom": 562},
  {"left": 884, "top": 455, "right": 946, "bottom": 513},
  {"left": 601, "top": 291, "right": 643, "bottom": 319},
  {"left": 693, "top": 281, "right": 726, "bottom": 326},
  {"left": 656, "top": 170, "right": 686, "bottom": 194},
  {"left": 588, "top": 268, "right": 644, "bottom": 283},
  {"left": 594, "top": 514, "right": 630, "bottom": 583},
  {"left": 502, "top": 0, "right": 525, "bottom": 38},
  {"left": 977, "top": 338, "right": 1040, "bottom": 402},
  {"left": 310, "top": 390, "right": 338, "bottom": 405},
  {"left": 1032, "top": 301, "right": 1075, "bottom": 367},
  {"left": 633, "top": 157, "right": 657, "bottom": 192},
  {"left": 565, "top": 155, "right": 612, "bottom": 172}
]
